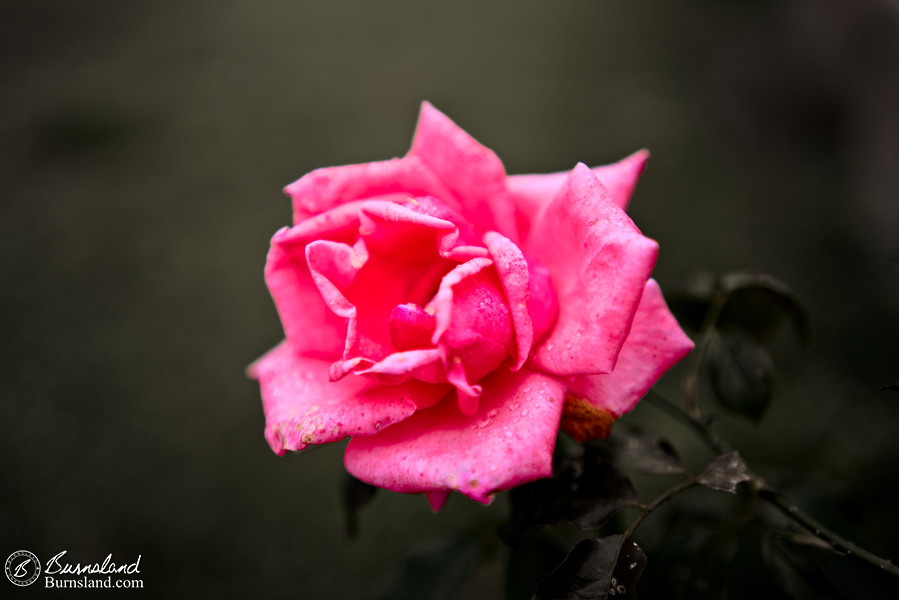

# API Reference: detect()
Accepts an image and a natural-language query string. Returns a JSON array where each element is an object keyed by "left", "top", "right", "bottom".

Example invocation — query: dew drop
[
  {"left": 487, "top": 409, "right": 498, "bottom": 419},
  {"left": 520, "top": 409, "right": 529, "bottom": 417}
]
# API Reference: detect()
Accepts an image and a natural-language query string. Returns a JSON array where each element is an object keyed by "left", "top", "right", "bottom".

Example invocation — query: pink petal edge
[
  {"left": 483, "top": 232, "right": 533, "bottom": 371},
  {"left": 284, "top": 156, "right": 456, "bottom": 223},
  {"left": 249, "top": 343, "right": 448, "bottom": 454},
  {"left": 408, "top": 102, "right": 517, "bottom": 241},
  {"left": 568, "top": 279, "right": 694, "bottom": 417},
  {"left": 527, "top": 163, "right": 659, "bottom": 376},
  {"left": 507, "top": 150, "right": 649, "bottom": 241},
  {"left": 344, "top": 367, "right": 567, "bottom": 504}
]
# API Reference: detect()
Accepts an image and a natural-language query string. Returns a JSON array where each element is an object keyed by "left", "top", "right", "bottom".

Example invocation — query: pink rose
[{"left": 249, "top": 103, "right": 693, "bottom": 510}]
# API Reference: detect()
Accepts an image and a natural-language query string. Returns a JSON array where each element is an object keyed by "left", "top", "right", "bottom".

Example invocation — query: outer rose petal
[
  {"left": 507, "top": 150, "right": 649, "bottom": 240},
  {"left": 265, "top": 233, "right": 347, "bottom": 360},
  {"left": 567, "top": 279, "right": 694, "bottom": 419},
  {"left": 248, "top": 343, "right": 449, "bottom": 455},
  {"left": 527, "top": 163, "right": 659, "bottom": 376},
  {"left": 408, "top": 102, "right": 517, "bottom": 240},
  {"left": 284, "top": 156, "right": 456, "bottom": 223},
  {"left": 344, "top": 367, "right": 567, "bottom": 504},
  {"left": 591, "top": 149, "right": 650, "bottom": 212}
]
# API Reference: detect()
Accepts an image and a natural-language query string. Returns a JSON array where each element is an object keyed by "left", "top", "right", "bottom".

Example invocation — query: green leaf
[
  {"left": 504, "top": 447, "right": 637, "bottom": 541},
  {"left": 708, "top": 329, "right": 775, "bottom": 420},
  {"left": 696, "top": 451, "right": 750, "bottom": 494},
  {"left": 608, "top": 538, "right": 647, "bottom": 598},
  {"left": 532, "top": 536, "right": 647, "bottom": 600},
  {"left": 718, "top": 271, "right": 810, "bottom": 347}
]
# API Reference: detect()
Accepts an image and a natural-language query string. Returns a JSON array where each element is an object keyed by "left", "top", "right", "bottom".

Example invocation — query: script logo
[{"left": 5, "top": 550, "right": 41, "bottom": 587}]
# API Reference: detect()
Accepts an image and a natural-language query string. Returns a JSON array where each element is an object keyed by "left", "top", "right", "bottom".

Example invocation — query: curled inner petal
[{"left": 389, "top": 303, "right": 437, "bottom": 351}]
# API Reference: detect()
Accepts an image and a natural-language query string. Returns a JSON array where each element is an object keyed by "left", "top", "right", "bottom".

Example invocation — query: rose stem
[{"left": 644, "top": 391, "right": 899, "bottom": 578}]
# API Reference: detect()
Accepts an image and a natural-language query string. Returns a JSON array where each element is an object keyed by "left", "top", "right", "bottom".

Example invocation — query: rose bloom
[{"left": 249, "top": 103, "right": 693, "bottom": 510}]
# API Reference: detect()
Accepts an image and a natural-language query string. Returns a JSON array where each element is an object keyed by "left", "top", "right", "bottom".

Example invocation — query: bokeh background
[{"left": 2, "top": 0, "right": 898, "bottom": 597}]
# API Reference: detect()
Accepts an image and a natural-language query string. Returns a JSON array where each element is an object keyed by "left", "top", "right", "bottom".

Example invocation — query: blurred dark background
[{"left": 2, "top": 0, "right": 898, "bottom": 597}]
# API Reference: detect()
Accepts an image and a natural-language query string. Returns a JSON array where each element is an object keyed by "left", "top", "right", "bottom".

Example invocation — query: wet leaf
[
  {"left": 608, "top": 538, "right": 647, "bottom": 598},
  {"left": 718, "top": 271, "right": 810, "bottom": 347},
  {"left": 696, "top": 451, "right": 750, "bottom": 494},
  {"left": 532, "top": 536, "right": 620, "bottom": 600},
  {"left": 341, "top": 474, "right": 378, "bottom": 539},
  {"left": 708, "top": 329, "right": 774, "bottom": 421},
  {"left": 598, "top": 426, "right": 685, "bottom": 476},
  {"left": 504, "top": 447, "right": 637, "bottom": 541},
  {"left": 532, "top": 536, "right": 647, "bottom": 600}
]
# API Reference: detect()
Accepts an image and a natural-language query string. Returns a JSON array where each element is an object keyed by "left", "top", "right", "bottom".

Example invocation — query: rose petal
[
  {"left": 356, "top": 348, "right": 446, "bottom": 386},
  {"left": 428, "top": 257, "right": 515, "bottom": 413},
  {"left": 248, "top": 343, "right": 448, "bottom": 455},
  {"left": 343, "top": 367, "right": 567, "bottom": 504},
  {"left": 303, "top": 202, "right": 467, "bottom": 378},
  {"left": 389, "top": 303, "right": 436, "bottom": 351},
  {"left": 430, "top": 258, "right": 494, "bottom": 345},
  {"left": 304, "top": 239, "right": 369, "bottom": 370},
  {"left": 424, "top": 491, "right": 451, "bottom": 512},
  {"left": 507, "top": 150, "right": 650, "bottom": 240},
  {"left": 567, "top": 279, "right": 694, "bottom": 418},
  {"left": 484, "top": 231, "right": 533, "bottom": 371},
  {"left": 265, "top": 232, "right": 348, "bottom": 360},
  {"left": 358, "top": 200, "right": 456, "bottom": 259},
  {"left": 284, "top": 156, "right": 456, "bottom": 223},
  {"left": 527, "top": 163, "right": 659, "bottom": 376},
  {"left": 591, "top": 149, "right": 650, "bottom": 212},
  {"left": 526, "top": 258, "right": 559, "bottom": 345},
  {"left": 408, "top": 102, "right": 517, "bottom": 240}
]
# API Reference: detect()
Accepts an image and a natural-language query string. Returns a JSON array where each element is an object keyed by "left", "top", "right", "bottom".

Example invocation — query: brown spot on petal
[{"left": 560, "top": 395, "right": 616, "bottom": 442}]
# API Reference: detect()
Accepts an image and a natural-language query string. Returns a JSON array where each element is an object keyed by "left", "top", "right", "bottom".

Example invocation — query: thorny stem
[
  {"left": 757, "top": 483, "right": 899, "bottom": 577},
  {"left": 624, "top": 478, "right": 697, "bottom": 539},
  {"left": 647, "top": 391, "right": 899, "bottom": 578},
  {"left": 645, "top": 390, "right": 730, "bottom": 455}
]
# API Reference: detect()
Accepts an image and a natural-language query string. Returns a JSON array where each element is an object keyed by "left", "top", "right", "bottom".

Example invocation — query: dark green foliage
[
  {"left": 716, "top": 272, "right": 810, "bottom": 347},
  {"left": 595, "top": 425, "right": 685, "bottom": 476},
  {"left": 708, "top": 330, "right": 775, "bottom": 420},
  {"left": 532, "top": 536, "right": 646, "bottom": 600},
  {"left": 696, "top": 451, "right": 750, "bottom": 494},
  {"left": 503, "top": 446, "right": 637, "bottom": 542}
]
